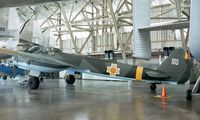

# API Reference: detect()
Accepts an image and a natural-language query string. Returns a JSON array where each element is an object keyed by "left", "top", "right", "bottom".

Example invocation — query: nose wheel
[{"left": 65, "top": 75, "right": 75, "bottom": 84}]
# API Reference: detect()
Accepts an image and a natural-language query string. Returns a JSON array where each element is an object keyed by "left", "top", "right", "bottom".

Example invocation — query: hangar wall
[{"left": 62, "top": 32, "right": 132, "bottom": 54}]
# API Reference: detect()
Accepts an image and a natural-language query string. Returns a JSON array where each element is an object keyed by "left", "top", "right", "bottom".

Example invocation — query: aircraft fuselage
[{"left": 13, "top": 51, "right": 171, "bottom": 82}]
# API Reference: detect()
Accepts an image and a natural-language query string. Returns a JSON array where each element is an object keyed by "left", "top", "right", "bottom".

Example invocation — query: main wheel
[
  {"left": 150, "top": 83, "right": 157, "bottom": 91},
  {"left": 186, "top": 89, "right": 192, "bottom": 101},
  {"left": 65, "top": 75, "right": 75, "bottom": 84},
  {"left": 28, "top": 77, "right": 40, "bottom": 89}
]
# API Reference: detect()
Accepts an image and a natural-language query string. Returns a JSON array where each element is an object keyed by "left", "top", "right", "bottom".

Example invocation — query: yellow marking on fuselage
[
  {"left": 184, "top": 51, "right": 190, "bottom": 60},
  {"left": 136, "top": 66, "right": 143, "bottom": 81}
]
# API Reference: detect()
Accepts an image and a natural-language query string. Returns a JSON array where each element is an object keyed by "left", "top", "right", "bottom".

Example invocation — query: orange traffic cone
[
  {"left": 154, "top": 84, "right": 169, "bottom": 99},
  {"left": 162, "top": 85, "right": 167, "bottom": 97}
]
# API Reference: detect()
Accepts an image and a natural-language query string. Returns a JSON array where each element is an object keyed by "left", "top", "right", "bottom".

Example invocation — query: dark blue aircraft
[{"left": 0, "top": 63, "right": 26, "bottom": 80}]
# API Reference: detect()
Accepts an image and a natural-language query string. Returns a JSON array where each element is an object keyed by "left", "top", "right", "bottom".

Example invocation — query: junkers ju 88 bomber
[{"left": 0, "top": 46, "right": 191, "bottom": 92}]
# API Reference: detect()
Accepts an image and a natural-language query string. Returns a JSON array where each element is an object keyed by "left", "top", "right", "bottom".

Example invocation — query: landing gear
[
  {"left": 2, "top": 75, "right": 7, "bottom": 80},
  {"left": 65, "top": 75, "right": 75, "bottom": 84},
  {"left": 39, "top": 76, "right": 44, "bottom": 82},
  {"left": 28, "top": 76, "right": 40, "bottom": 89},
  {"left": 150, "top": 83, "right": 157, "bottom": 91},
  {"left": 186, "top": 89, "right": 192, "bottom": 101}
]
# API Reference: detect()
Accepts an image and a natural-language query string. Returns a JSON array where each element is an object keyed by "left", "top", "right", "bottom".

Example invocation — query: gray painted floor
[{"left": 0, "top": 79, "right": 199, "bottom": 120}]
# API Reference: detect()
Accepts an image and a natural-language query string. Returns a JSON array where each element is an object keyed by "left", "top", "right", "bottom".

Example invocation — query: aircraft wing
[
  {"left": 0, "top": 0, "right": 62, "bottom": 8},
  {"left": 0, "top": 53, "right": 12, "bottom": 59}
]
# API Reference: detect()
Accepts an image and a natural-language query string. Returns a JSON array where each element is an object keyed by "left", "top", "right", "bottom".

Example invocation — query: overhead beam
[
  {"left": 71, "top": 0, "right": 90, "bottom": 22},
  {"left": 175, "top": 0, "right": 186, "bottom": 48},
  {"left": 139, "top": 21, "right": 189, "bottom": 31},
  {"left": 59, "top": 2, "right": 79, "bottom": 54},
  {"left": 0, "top": 0, "right": 61, "bottom": 8},
  {"left": 124, "top": 29, "right": 133, "bottom": 51},
  {"left": 108, "top": 0, "right": 127, "bottom": 62},
  {"left": 79, "top": 32, "right": 92, "bottom": 53}
]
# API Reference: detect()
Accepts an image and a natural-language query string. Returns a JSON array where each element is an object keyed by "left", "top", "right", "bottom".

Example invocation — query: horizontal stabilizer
[{"left": 145, "top": 70, "right": 170, "bottom": 79}]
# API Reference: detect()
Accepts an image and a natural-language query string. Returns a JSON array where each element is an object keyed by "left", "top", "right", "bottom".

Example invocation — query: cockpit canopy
[{"left": 24, "top": 45, "right": 61, "bottom": 55}]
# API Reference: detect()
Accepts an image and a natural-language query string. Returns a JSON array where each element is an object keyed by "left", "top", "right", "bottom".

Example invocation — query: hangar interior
[
  {"left": 0, "top": 0, "right": 199, "bottom": 120},
  {"left": 0, "top": 0, "right": 189, "bottom": 56}
]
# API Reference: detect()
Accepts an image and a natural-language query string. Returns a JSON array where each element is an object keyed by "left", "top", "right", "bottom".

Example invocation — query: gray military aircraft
[{"left": 0, "top": 46, "right": 191, "bottom": 91}]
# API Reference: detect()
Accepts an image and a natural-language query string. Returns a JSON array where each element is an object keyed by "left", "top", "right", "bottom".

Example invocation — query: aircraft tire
[
  {"left": 28, "top": 77, "right": 40, "bottom": 89},
  {"left": 66, "top": 75, "right": 75, "bottom": 84},
  {"left": 186, "top": 89, "right": 192, "bottom": 101},
  {"left": 2, "top": 75, "right": 7, "bottom": 80},
  {"left": 150, "top": 83, "right": 156, "bottom": 91},
  {"left": 197, "top": 83, "right": 200, "bottom": 93}
]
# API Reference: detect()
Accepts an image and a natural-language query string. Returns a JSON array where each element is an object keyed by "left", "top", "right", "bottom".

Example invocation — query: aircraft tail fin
[{"left": 157, "top": 48, "right": 191, "bottom": 84}]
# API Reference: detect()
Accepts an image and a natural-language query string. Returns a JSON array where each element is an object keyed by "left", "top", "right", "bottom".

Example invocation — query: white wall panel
[{"left": 132, "top": 0, "right": 151, "bottom": 59}]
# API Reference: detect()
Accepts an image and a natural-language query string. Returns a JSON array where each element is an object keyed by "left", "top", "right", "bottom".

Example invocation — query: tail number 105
[{"left": 171, "top": 58, "right": 179, "bottom": 65}]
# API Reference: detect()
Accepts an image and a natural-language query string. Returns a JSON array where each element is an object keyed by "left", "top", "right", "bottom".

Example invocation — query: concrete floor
[{"left": 0, "top": 79, "right": 199, "bottom": 120}]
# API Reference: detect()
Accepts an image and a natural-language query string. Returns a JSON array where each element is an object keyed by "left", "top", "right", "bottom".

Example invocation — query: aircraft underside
[{"left": 13, "top": 61, "right": 74, "bottom": 89}]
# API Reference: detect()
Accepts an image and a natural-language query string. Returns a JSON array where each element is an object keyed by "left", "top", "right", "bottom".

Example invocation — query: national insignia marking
[{"left": 106, "top": 63, "right": 120, "bottom": 77}]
